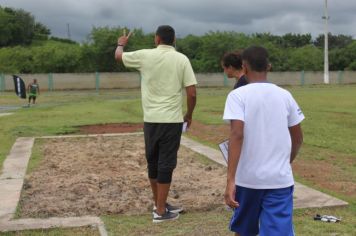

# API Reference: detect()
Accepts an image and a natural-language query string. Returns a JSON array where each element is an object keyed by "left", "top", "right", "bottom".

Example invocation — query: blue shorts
[{"left": 229, "top": 185, "right": 295, "bottom": 236}]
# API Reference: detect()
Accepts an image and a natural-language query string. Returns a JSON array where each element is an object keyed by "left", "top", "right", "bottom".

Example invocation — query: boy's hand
[
  {"left": 224, "top": 181, "right": 239, "bottom": 209},
  {"left": 183, "top": 113, "right": 192, "bottom": 128},
  {"left": 117, "top": 29, "right": 132, "bottom": 47}
]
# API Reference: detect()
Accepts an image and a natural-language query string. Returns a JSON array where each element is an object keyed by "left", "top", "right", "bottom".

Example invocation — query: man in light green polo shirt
[{"left": 115, "top": 25, "right": 197, "bottom": 223}]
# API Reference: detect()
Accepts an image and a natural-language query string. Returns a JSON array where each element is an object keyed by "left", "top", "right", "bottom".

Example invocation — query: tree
[
  {"left": 329, "top": 40, "right": 356, "bottom": 70},
  {"left": 177, "top": 34, "right": 202, "bottom": 60},
  {"left": 30, "top": 41, "right": 82, "bottom": 73},
  {"left": 282, "top": 33, "right": 312, "bottom": 48},
  {"left": 346, "top": 61, "right": 356, "bottom": 70},
  {"left": 0, "top": 6, "right": 51, "bottom": 47},
  {"left": 314, "top": 33, "right": 353, "bottom": 49},
  {"left": 191, "top": 31, "right": 251, "bottom": 72},
  {"left": 343, "top": 41, "right": 356, "bottom": 70},
  {"left": 1, "top": 20, "right": 354, "bottom": 73},
  {"left": 0, "top": 7, "right": 12, "bottom": 46},
  {"left": 287, "top": 45, "right": 323, "bottom": 71},
  {"left": 34, "top": 22, "right": 51, "bottom": 40},
  {"left": 0, "top": 6, "right": 35, "bottom": 46},
  {"left": 86, "top": 26, "right": 156, "bottom": 72},
  {"left": 253, "top": 33, "right": 284, "bottom": 47},
  {"left": 88, "top": 26, "right": 125, "bottom": 72}
]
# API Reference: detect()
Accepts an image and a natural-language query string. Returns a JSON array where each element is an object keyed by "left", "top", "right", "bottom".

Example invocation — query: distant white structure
[{"left": 323, "top": 0, "right": 329, "bottom": 84}]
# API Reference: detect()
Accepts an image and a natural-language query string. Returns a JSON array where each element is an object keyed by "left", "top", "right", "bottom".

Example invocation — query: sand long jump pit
[{"left": 18, "top": 133, "right": 226, "bottom": 219}]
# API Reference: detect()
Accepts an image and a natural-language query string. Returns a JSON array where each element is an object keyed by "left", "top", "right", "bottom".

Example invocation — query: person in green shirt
[
  {"left": 28, "top": 79, "right": 40, "bottom": 106},
  {"left": 115, "top": 25, "right": 197, "bottom": 223}
]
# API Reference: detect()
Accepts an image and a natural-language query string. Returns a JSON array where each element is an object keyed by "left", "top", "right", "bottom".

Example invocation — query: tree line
[{"left": 0, "top": 6, "right": 355, "bottom": 74}]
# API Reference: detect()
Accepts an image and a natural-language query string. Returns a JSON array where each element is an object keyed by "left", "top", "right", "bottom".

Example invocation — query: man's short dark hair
[
  {"left": 156, "top": 25, "right": 175, "bottom": 45},
  {"left": 221, "top": 51, "right": 243, "bottom": 70},
  {"left": 242, "top": 46, "right": 269, "bottom": 72}
]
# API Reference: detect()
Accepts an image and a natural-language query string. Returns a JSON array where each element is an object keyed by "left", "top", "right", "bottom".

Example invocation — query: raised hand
[{"left": 117, "top": 29, "right": 132, "bottom": 47}]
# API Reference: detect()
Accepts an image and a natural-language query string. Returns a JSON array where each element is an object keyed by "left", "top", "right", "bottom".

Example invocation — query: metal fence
[{"left": 0, "top": 71, "right": 355, "bottom": 92}]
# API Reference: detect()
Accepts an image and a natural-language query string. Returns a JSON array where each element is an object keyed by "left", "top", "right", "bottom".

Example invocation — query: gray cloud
[{"left": 0, "top": 0, "right": 355, "bottom": 42}]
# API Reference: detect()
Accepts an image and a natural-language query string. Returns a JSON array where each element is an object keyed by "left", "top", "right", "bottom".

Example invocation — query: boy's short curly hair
[
  {"left": 221, "top": 51, "right": 243, "bottom": 70},
  {"left": 242, "top": 46, "right": 269, "bottom": 72}
]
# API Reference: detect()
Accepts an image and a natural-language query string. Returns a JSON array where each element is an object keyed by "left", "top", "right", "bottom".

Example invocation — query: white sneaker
[
  {"left": 153, "top": 203, "right": 184, "bottom": 214},
  {"left": 152, "top": 210, "right": 179, "bottom": 223}
]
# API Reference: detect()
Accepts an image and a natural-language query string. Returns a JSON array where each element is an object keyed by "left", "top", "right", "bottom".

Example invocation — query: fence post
[
  {"left": 48, "top": 73, "right": 53, "bottom": 91},
  {"left": 300, "top": 70, "right": 305, "bottom": 86},
  {"left": 337, "top": 70, "right": 344, "bottom": 84},
  {"left": 0, "top": 73, "right": 5, "bottom": 92},
  {"left": 223, "top": 73, "right": 228, "bottom": 87},
  {"left": 95, "top": 72, "right": 100, "bottom": 92}
]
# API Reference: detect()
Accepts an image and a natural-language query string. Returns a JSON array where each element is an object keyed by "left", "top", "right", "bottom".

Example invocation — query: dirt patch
[
  {"left": 292, "top": 159, "right": 356, "bottom": 198},
  {"left": 188, "top": 121, "right": 356, "bottom": 198},
  {"left": 20, "top": 122, "right": 354, "bottom": 218},
  {"left": 19, "top": 134, "right": 226, "bottom": 218},
  {"left": 79, "top": 122, "right": 356, "bottom": 198},
  {"left": 78, "top": 123, "right": 143, "bottom": 134},
  {"left": 187, "top": 121, "right": 230, "bottom": 145},
  {"left": 78, "top": 121, "right": 229, "bottom": 143}
]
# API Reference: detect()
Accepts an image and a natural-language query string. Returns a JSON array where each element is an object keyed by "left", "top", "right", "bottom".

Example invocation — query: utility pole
[
  {"left": 67, "top": 23, "right": 71, "bottom": 40},
  {"left": 322, "top": 0, "right": 329, "bottom": 84}
]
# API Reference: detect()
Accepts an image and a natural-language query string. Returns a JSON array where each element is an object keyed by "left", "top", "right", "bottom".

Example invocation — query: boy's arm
[
  {"left": 289, "top": 124, "right": 303, "bottom": 163},
  {"left": 224, "top": 119, "right": 244, "bottom": 209},
  {"left": 115, "top": 44, "right": 125, "bottom": 62},
  {"left": 184, "top": 85, "right": 196, "bottom": 128},
  {"left": 115, "top": 31, "right": 132, "bottom": 62}
]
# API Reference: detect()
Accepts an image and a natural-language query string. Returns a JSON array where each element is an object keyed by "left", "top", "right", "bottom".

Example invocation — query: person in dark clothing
[
  {"left": 115, "top": 25, "right": 197, "bottom": 223},
  {"left": 221, "top": 51, "right": 248, "bottom": 89}
]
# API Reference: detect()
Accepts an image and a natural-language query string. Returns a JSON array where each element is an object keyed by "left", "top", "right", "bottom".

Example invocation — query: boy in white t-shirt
[{"left": 223, "top": 46, "right": 304, "bottom": 236}]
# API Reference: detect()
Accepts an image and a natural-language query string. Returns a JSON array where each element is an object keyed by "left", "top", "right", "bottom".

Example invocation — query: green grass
[
  {"left": 294, "top": 207, "right": 356, "bottom": 235},
  {"left": 26, "top": 139, "right": 45, "bottom": 174},
  {"left": 102, "top": 210, "right": 231, "bottom": 236},
  {"left": 290, "top": 85, "right": 356, "bottom": 154},
  {"left": 193, "top": 85, "right": 356, "bottom": 154},
  {"left": 1, "top": 85, "right": 356, "bottom": 235},
  {"left": 0, "top": 90, "right": 143, "bottom": 171},
  {"left": 0, "top": 227, "right": 99, "bottom": 236},
  {"left": 101, "top": 208, "right": 356, "bottom": 236}
]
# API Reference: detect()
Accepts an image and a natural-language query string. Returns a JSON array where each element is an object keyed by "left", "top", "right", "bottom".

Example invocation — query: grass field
[{"left": 0, "top": 85, "right": 355, "bottom": 235}]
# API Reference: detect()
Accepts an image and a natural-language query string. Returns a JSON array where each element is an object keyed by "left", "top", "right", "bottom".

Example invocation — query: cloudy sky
[{"left": 0, "top": 0, "right": 355, "bottom": 42}]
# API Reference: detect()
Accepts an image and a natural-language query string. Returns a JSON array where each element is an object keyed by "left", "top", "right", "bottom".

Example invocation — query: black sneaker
[
  {"left": 314, "top": 214, "right": 341, "bottom": 223},
  {"left": 152, "top": 210, "right": 179, "bottom": 223},
  {"left": 153, "top": 203, "right": 184, "bottom": 214}
]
